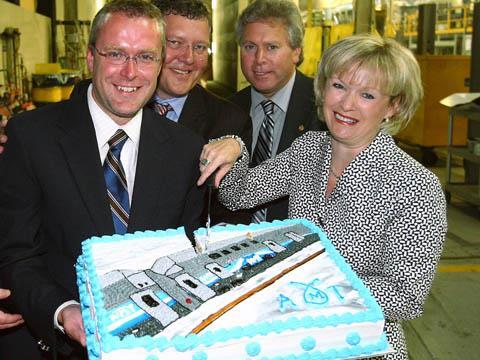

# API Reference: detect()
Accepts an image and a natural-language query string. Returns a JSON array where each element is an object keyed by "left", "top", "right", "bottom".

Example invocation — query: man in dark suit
[
  {"left": 150, "top": 0, "right": 252, "bottom": 225},
  {"left": 0, "top": 1, "right": 204, "bottom": 359},
  {"left": 0, "top": 1, "right": 251, "bottom": 225},
  {"left": 151, "top": 0, "right": 251, "bottom": 144},
  {"left": 224, "top": 0, "right": 327, "bottom": 222}
]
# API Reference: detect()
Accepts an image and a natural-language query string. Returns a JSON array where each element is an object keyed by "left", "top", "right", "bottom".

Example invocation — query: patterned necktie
[
  {"left": 153, "top": 102, "right": 173, "bottom": 116},
  {"left": 103, "top": 129, "right": 130, "bottom": 234},
  {"left": 252, "top": 99, "right": 275, "bottom": 223}
]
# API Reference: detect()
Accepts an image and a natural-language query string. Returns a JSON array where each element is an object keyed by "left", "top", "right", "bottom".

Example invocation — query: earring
[{"left": 383, "top": 117, "right": 390, "bottom": 123}]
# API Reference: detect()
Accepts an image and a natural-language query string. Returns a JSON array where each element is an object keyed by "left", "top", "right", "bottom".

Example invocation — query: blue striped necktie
[
  {"left": 103, "top": 129, "right": 129, "bottom": 234},
  {"left": 252, "top": 99, "right": 275, "bottom": 223}
]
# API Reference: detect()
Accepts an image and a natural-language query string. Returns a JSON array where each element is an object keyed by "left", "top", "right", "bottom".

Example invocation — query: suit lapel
[
  {"left": 278, "top": 72, "right": 312, "bottom": 153},
  {"left": 56, "top": 89, "right": 114, "bottom": 234},
  {"left": 128, "top": 109, "right": 170, "bottom": 231},
  {"left": 232, "top": 87, "right": 252, "bottom": 115},
  {"left": 177, "top": 85, "right": 207, "bottom": 134}
]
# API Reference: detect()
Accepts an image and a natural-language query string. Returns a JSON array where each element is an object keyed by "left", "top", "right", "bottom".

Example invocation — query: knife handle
[{"left": 206, "top": 169, "right": 218, "bottom": 188}]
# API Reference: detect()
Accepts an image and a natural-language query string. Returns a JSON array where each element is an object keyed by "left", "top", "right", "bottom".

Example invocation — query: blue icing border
[
  {"left": 300, "top": 336, "right": 316, "bottom": 351},
  {"left": 245, "top": 342, "right": 261, "bottom": 357},
  {"left": 346, "top": 332, "right": 361, "bottom": 346},
  {"left": 76, "top": 220, "right": 387, "bottom": 359},
  {"left": 262, "top": 333, "right": 389, "bottom": 360}
]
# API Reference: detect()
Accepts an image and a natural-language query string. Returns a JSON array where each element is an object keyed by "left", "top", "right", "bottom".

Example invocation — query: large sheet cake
[{"left": 76, "top": 219, "right": 389, "bottom": 359}]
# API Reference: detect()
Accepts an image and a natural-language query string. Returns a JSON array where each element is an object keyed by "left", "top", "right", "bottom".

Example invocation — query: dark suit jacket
[
  {"left": 176, "top": 84, "right": 252, "bottom": 225},
  {"left": 0, "top": 83, "right": 205, "bottom": 358},
  {"left": 71, "top": 81, "right": 253, "bottom": 226},
  {"left": 230, "top": 70, "right": 327, "bottom": 222},
  {"left": 178, "top": 84, "right": 252, "bottom": 148}
]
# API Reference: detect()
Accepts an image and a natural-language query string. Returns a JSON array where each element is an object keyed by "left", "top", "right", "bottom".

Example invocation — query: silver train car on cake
[{"left": 99, "top": 224, "right": 319, "bottom": 338}]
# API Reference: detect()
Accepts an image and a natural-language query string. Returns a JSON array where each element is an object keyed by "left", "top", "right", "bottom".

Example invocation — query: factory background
[{"left": 0, "top": 0, "right": 479, "bottom": 358}]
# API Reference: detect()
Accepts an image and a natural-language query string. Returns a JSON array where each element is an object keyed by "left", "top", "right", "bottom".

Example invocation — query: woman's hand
[{"left": 197, "top": 138, "right": 242, "bottom": 187}]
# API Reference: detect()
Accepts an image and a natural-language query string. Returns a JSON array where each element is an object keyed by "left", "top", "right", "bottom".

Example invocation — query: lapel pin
[{"left": 298, "top": 124, "right": 305, "bottom": 132}]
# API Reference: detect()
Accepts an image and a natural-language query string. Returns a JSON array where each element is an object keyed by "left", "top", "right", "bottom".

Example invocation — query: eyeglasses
[
  {"left": 93, "top": 46, "right": 161, "bottom": 66},
  {"left": 166, "top": 38, "right": 211, "bottom": 58}
]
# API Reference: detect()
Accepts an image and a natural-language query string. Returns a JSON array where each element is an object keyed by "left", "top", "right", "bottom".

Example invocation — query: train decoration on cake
[{"left": 97, "top": 223, "right": 356, "bottom": 339}]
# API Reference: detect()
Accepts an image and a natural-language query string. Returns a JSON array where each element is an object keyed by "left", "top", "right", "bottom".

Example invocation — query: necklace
[{"left": 329, "top": 166, "right": 341, "bottom": 180}]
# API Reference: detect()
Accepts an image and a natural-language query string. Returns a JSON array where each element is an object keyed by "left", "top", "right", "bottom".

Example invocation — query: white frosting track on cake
[{"left": 204, "top": 245, "right": 364, "bottom": 332}]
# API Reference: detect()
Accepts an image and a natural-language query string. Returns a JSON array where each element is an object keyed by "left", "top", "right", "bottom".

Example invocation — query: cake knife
[{"left": 205, "top": 170, "right": 217, "bottom": 242}]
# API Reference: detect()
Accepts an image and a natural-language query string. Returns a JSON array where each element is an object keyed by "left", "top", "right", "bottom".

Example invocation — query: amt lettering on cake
[
  {"left": 292, "top": 279, "right": 330, "bottom": 306},
  {"left": 278, "top": 280, "right": 347, "bottom": 311},
  {"left": 99, "top": 225, "right": 320, "bottom": 338}
]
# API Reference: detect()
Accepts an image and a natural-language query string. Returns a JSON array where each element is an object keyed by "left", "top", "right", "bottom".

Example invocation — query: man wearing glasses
[
  {"left": 150, "top": 0, "right": 252, "bottom": 225},
  {"left": 152, "top": 1, "right": 250, "bottom": 144},
  {"left": 0, "top": 1, "right": 204, "bottom": 358},
  {"left": 62, "top": 0, "right": 252, "bottom": 225}
]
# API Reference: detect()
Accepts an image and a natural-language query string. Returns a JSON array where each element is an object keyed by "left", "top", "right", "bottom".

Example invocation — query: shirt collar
[
  {"left": 251, "top": 70, "right": 297, "bottom": 113},
  {"left": 88, "top": 84, "right": 142, "bottom": 149}
]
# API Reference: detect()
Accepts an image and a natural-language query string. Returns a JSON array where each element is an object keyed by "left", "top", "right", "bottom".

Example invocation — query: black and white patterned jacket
[{"left": 219, "top": 131, "right": 447, "bottom": 359}]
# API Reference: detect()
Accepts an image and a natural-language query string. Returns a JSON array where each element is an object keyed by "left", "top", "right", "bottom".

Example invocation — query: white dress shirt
[{"left": 88, "top": 84, "right": 142, "bottom": 204}]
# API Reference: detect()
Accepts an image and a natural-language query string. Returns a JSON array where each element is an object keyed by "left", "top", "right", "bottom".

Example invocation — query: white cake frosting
[{"left": 76, "top": 219, "right": 389, "bottom": 359}]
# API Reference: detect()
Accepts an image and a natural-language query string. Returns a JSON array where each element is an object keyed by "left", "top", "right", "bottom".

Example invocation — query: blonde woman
[{"left": 200, "top": 34, "right": 447, "bottom": 359}]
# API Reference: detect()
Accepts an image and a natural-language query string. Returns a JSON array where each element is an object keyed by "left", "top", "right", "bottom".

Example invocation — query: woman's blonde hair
[{"left": 314, "top": 33, "right": 423, "bottom": 135}]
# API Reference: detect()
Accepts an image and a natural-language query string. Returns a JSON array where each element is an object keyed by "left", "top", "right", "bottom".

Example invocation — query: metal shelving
[{"left": 445, "top": 102, "right": 480, "bottom": 206}]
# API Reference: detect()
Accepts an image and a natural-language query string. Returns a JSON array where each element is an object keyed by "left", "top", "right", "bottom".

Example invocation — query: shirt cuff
[{"left": 54, "top": 300, "right": 80, "bottom": 333}]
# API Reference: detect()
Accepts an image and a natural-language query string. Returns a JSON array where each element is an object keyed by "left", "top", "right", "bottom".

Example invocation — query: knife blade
[{"left": 205, "top": 170, "right": 217, "bottom": 242}]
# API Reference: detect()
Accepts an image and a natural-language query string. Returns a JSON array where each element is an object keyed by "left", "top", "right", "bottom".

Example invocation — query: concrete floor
[{"left": 404, "top": 165, "right": 480, "bottom": 359}]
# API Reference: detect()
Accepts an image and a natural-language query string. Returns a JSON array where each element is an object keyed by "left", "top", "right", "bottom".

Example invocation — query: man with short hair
[
  {"left": 151, "top": 0, "right": 252, "bottom": 225},
  {"left": 229, "top": 0, "right": 326, "bottom": 222},
  {"left": 65, "top": 0, "right": 252, "bottom": 225},
  {"left": 152, "top": 0, "right": 250, "bottom": 143},
  {"left": 0, "top": 1, "right": 204, "bottom": 358}
]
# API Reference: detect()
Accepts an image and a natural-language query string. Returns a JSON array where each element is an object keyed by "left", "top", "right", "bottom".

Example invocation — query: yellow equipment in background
[
  {"left": 32, "top": 63, "right": 80, "bottom": 104},
  {"left": 298, "top": 22, "right": 353, "bottom": 78},
  {"left": 298, "top": 27, "right": 323, "bottom": 77},
  {"left": 329, "top": 23, "right": 354, "bottom": 45},
  {"left": 402, "top": 5, "right": 473, "bottom": 55}
]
